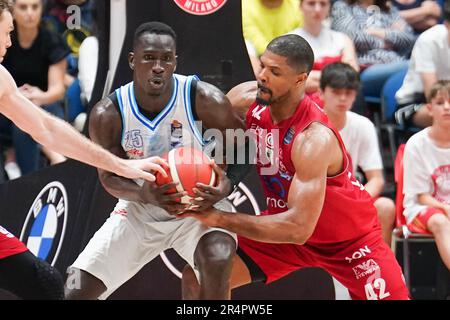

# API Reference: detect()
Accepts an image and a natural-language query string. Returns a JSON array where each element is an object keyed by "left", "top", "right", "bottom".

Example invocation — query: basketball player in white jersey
[
  {"left": 65, "top": 22, "right": 248, "bottom": 299},
  {"left": 0, "top": 1, "right": 166, "bottom": 300}
]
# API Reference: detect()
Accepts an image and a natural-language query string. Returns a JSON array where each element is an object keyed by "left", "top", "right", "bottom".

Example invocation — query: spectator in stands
[
  {"left": 289, "top": 0, "right": 359, "bottom": 105},
  {"left": 321, "top": 62, "right": 395, "bottom": 245},
  {"left": 403, "top": 80, "right": 450, "bottom": 271},
  {"left": 0, "top": 0, "right": 70, "bottom": 175},
  {"left": 42, "top": 0, "right": 92, "bottom": 53},
  {"left": 395, "top": 0, "right": 450, "bottom": 128},
  {"left": 242, "top": 0, "right": 303, "bottom": 75},
  {"left": 65, "top": 4, "right": 98, "bottom": 132},
  {"left": 331, "top": 0, "right": 415, "bottom": 101},
  {"left": 391, "top": 0, "right": 442, "bottom": 34}
]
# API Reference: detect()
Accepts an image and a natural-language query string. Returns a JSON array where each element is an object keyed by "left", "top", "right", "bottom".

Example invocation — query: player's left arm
[
  {"left": 182, "top": 123, "right": 342, "bottom": 244},
  {"left": 190, "top": 81, "right": 250, "bottom": 210},
  {"left": 0, "top": 65, "right": 163, "bottom": 182}
]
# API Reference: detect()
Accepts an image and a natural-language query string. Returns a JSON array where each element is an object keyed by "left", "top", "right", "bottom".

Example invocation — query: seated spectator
[
  {"left": 395, "top": 0, "right": 450, "bottom": 128},
  {"left": 403, "top": 80, "right": 450, "bottom": 271},
  {"left": 320, "top": 62, "right": 395, "bottom": 246},
  {"left": 0, "top": 0, "right": 70, "bottom": 175},
  {"left": 391, "top": 0, "right": 442, "bottom": 34},
  {"left": 331, "top": 0, "right": 415, "bottom": 101},
  {"left": 289, "top": 0, "right": 359, "bottom": 105},
  {"left": 43, "top": 0, "right": 93, "bottom": 103},
  {"left": 242, "top": 0, "right": 303, "bottom": 75}
]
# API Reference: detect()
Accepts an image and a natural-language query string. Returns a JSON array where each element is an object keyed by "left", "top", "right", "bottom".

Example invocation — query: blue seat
[
  {"left": 381, "top": 68, "right": 408, "bottom": 123},
  {"left": 380, "top": 68, "right": 414, "bottom": 165}
]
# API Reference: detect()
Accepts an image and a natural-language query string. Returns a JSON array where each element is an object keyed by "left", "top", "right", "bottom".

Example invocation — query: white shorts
[{"left": 71, "top": 199, "right": 236, "bottom": 299}]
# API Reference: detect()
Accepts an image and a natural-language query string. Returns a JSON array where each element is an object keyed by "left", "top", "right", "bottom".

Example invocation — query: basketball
[{"left": 155, "top": 146, "right": 216, "bottom": 204}]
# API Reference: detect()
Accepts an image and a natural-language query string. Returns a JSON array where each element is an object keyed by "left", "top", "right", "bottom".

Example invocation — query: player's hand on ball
[
  {"left": 120, "top": 156, "right": 168, "bottom": 182},
  {"left": 190, "top": 160, "right": 232, "bottom": 211},
  {"left": 140, "top": 181, "right": 189, "bottom": 215}
]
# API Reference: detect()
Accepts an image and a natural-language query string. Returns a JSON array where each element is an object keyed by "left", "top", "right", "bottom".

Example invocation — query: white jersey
[{"left": 115, "top": 74, "right": 203, "bottom": 160}]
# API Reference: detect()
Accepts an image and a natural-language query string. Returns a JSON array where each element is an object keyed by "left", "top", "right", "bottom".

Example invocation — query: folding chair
[{"left": 392, "top": 144, "right": 435, "bottom": 290}]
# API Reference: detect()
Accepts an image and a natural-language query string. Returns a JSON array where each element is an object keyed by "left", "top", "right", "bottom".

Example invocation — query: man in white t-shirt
[
  {"left": 395, "top": 0, "right": 450, "bottom": 128},
  {"left": 403, "top": 80, "right": 450, "bottom": 271},
  {"left": 321, "top": 62, "right": 395, "bottom": 246}
]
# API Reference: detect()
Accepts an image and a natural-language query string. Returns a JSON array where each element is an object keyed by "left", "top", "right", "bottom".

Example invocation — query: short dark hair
[
  {"left": 266, "top": 34, "right": 314, "bottom": 74},
  {"left": 0, "top": 0, "right": 12, "bottom": 19},
  {"left": 444, "top": 0, "right": 450, "bottom": 22},
  {"left": 320, "top": 62, "right": 360, "bottom": 91},
  {"left": 133, "top": 21, "right": 177, "bottom": 49}
]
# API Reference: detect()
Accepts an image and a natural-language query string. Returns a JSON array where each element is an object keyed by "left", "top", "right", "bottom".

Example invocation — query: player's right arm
[
  {"left": 89, "top": 98, "right": 188, "bottom": 214},
  {"left": 182, "top": 123, "right": 343, "bottom": 244},
  {"left": 0, "top": 65, "right": 164, "bottom": 182}
]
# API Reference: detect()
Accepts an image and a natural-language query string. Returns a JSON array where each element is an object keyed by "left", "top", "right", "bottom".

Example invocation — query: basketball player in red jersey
[
  {"left": 182, "top": 34, "right": 410, "bottom": 300},
  {"left": 0, "top": 0, "right": 166, "bottom": 299}
]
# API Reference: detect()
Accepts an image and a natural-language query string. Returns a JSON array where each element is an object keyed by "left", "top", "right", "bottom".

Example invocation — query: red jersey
[
  {"left": 246, "top": 95, "right": 379, "bottom": 245},
  {"left": 0, "top": 225, "right": 28, "bottom": 259}
]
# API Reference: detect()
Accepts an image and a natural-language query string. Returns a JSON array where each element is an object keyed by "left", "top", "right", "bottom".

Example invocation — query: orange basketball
[{"left": 155, "top": 146, "right": 216, "bottom": 204}]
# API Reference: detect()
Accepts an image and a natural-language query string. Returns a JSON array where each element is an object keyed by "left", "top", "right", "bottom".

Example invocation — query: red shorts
[
  {"left": 0, "top": 226, "right": 28, "bottom": 260},
  {"left": 237, "top": 231, "right": 409, "bottom": 300},
  {"left": 407, "top": 207, "right": 446, "bottom": 234}
]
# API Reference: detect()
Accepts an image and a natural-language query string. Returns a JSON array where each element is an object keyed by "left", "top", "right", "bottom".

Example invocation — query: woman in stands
[{"left": 0, "top": 0, "right": 69, "bottom": 177}]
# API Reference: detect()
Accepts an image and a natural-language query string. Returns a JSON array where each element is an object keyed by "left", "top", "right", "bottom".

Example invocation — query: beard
[
  {"left": 256, "top": 96, "right": 271, "bottom": 106},
  {"left": 256, "top": 83, "right": 273, "bottom": 105}
]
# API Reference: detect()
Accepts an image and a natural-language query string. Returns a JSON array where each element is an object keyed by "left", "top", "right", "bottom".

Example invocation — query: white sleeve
[
  {"left": 403, "top": 138, "right": 432, "bottom": 196},
  {"left": 413, "top": 35, "right": 436, "bottom": 74},
  {"left": 78, "top": 37, "right": 99, "bottom": 103},
  {"left": 356, "top": 119, "right": 383, "bottom": 172}
]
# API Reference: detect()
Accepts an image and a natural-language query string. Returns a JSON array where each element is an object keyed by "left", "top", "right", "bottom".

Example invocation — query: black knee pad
[{"left": 33, "top": 259, "right": 64, "bottom": 300}]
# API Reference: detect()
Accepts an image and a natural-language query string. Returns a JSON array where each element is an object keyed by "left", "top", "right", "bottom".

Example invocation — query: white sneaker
[{"left": 4, "top": 162, "right": 21, "bottom": 180}]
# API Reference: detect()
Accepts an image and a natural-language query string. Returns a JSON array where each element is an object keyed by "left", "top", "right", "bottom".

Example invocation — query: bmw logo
[{"left": 20, "top": 181, "right": 68, "bottom": 266}]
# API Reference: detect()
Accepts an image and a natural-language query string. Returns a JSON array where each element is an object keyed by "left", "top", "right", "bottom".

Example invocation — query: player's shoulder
[
  {"left": 291, "top": 122, "right": 340, "bottom": 171},
  {"left": 90, "top": 95, "right": 120, "bottom": 123},
  {"left": 195, "top": 80, "right": 229, "bottom": 107},
  {"left": 227, "top": 81, "right": 257, "bottom": 103},
  {"left": 295, "top": 122, "right": 336, "bottom": 151}
]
